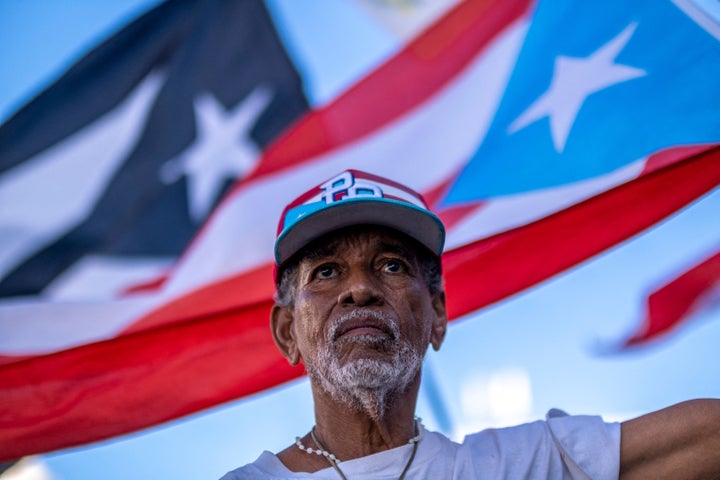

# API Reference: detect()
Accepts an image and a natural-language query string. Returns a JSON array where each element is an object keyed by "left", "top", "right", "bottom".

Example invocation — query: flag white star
[
  {"left": 160, "top": 87, "right": 273, "bottom": 221},
  {"left": 509, "top": 22, "right": 646, "bottom": 152}
]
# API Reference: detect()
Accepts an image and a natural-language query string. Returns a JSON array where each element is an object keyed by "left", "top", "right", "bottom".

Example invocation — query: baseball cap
[{"left": 274, "top": 170, "right": 445, "bottom": 266}]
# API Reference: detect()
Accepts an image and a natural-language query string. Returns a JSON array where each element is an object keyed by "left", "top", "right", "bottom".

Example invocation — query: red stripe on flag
[
  {"left": 442, "top": 147, "right": 720, "bottom": 320},
  {"left": 0, "top": 300, "right": 301, "bottom": 462},
  {"left": 121, "top": 263, "right": 274, "bottom": 335},
  {"left": 0, "top": 354, "right": 33, "bottom": 367},
  {"left": 250, "top": 0, "right": 534, "bottom": 179},
  {"left": 641, "top": 143, "right": 716, "bottom": 175},
  {"left": 622, "top": 249, "right": 720, "bottom": 348}
]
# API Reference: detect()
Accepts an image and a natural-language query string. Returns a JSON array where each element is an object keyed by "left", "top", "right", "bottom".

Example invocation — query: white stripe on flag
[{"left": 0, "top": 73, "right": 164, "bottom": 280}]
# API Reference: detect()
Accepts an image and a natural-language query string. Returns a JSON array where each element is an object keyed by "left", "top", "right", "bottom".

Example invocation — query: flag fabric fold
[
  {"left": 1, "top": 0, "right": 719, "bottom": 461},
  {"left": 621, "top": 248, "right": 720, "bottom": 348}
]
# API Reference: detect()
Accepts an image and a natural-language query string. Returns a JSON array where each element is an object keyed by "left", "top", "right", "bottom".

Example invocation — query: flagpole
[{"left": 421, "top": 357, "right": 454, "bottom": 435}]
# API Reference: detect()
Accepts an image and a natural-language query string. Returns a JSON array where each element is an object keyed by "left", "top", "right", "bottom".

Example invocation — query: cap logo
[
  {"left": 320, "top": 171, "right": 383, "bottom": 205},
  {"left": 275, "top": 169, "right": 445, "bottom": 267}
]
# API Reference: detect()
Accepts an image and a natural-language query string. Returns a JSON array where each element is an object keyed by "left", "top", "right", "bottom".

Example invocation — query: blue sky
[{"left": 1, "top": 1, "right": 719, "bottom": 479}]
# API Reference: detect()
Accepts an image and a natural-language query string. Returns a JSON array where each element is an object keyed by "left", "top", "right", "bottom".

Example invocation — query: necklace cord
[
  {"left": 311, "top": 428, "right": 347, "bottom": 480},
  {"left": 397, "top": 439, "right": 418, "bottom": 480},
  {"left": 298, "top": 419, "right": 423, "bottom": 480}
]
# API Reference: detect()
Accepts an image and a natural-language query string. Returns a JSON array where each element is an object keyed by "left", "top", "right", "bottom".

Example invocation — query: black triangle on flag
[{"left": 0, "top": 0, "right": 309, "bottom": 299}]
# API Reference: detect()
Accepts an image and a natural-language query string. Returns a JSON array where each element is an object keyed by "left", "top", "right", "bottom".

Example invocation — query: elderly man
[{"left": 221, "top": 170, "right": 720, "bottom": 479}]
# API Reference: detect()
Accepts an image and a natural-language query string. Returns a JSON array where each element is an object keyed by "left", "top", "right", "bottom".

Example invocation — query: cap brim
[{"left": 275, "top": 198, "right": 445, "bottom": 265}]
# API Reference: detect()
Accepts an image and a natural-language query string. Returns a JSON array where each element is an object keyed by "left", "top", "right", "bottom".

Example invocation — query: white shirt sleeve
[
  {"left": 458, "top": 410, "right": 621, "bottom": 479},
  {"left": 545, "top": 409, "right": 621, "bottom": 479}
]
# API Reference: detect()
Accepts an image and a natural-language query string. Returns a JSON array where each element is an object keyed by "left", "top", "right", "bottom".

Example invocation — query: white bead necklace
[{"left": 295, "top": 418, "right": 424, "bottom": 480}]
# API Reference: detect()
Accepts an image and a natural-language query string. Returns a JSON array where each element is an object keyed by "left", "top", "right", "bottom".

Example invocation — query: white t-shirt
[{"left": 220, "top": 411, "right": 620, "bottom": 479}]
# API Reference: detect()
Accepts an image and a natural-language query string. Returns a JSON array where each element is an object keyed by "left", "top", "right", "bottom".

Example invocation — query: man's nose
[{"left": 338, "top": 268, "right": 383, "bottom": 306}]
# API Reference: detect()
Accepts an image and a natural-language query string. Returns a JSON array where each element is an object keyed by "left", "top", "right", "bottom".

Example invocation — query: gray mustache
[{"left": 328, "top": 309, "right": 400, "bottom": 342}]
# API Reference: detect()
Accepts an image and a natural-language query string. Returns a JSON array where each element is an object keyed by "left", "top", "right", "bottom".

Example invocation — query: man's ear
[
  {"left": 430, "top": 291, "right": 448, "bottom": 351},
  {"left": 270, "top": 304, "right": 300, "bottom": 365}
]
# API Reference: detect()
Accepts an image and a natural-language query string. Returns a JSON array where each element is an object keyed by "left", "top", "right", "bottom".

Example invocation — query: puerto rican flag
[{"left": 1, "top": 0, "right": 719, "bottom": 461}]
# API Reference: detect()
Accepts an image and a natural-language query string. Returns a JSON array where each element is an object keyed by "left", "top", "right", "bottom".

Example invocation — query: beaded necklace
[{"left": 295, "top": 419, "right": 424, "bottom": 480}]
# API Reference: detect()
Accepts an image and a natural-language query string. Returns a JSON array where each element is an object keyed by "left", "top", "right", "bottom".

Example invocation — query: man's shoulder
[{"left": 460, "top": 410, "right": 618, "bottom": 448}]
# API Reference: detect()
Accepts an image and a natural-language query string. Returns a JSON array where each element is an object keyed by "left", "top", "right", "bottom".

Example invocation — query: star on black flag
[{"left": 0, "top": 0, "right": 309, "bottom": 298}]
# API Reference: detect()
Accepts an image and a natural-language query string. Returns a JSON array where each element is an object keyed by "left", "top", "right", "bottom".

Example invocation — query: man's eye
[
  {"left": 313, "top": 264, "right": 336, "bottom": 279},
  {"left": 382, "top": 259, "right": 406, "bottom": 273}
]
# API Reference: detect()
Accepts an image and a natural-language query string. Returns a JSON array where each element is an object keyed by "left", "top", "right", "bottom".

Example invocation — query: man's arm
[{"left": 620, "top": 399, "right": 720, "bottom": 479}]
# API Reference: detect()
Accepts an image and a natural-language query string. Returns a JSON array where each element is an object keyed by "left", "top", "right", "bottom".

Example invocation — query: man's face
[{"left": 272, "top": 226, "right": 447, "bottom": 405}]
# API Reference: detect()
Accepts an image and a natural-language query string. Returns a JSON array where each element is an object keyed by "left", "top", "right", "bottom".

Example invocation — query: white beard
[{"left": 304, "top": 310, "right": 424, "bottom": 419}]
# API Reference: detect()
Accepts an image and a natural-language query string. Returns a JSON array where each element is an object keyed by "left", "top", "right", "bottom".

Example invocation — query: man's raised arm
[{"left": 620, "top": 399, "right": 720, "bottom": 479}]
